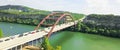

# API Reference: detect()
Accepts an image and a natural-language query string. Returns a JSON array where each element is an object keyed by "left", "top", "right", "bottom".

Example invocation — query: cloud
[
  {"left": 0, "top": 0, "right": 86, "bottom": 11},
  {"left": 85, "top": 0, "right": 112, "bottom": 14},
  {"left": 0, "top": 0, "right": 120, "bottom": 15},
  {"left": 86, "top": 0, "right": 109, "bottom": 7},
  {"left": 83, "top": 0, "right": 120, "bottom": 15},
  {"left": 116, "top": 0, "right": 120, "bottom": 3}
]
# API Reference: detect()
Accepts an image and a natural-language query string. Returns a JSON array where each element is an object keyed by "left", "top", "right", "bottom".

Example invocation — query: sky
[{"left": 0, "top": 0, "right": 120, "bottom": 15}]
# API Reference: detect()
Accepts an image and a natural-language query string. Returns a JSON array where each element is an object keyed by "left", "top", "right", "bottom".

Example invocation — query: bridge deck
[{"left": 0, "top": 21, "right": 78, "bottom": 50}]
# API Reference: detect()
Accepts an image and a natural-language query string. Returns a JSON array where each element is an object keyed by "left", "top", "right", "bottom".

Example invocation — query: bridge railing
[
  {"left": 0, "top": 16, "right": 85, "bottom": 50},
  {"left": 0, "top": 19, "right": 81, "bottom": 44}
]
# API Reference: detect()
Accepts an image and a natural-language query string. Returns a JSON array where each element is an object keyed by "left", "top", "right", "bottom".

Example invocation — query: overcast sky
[{"left": 0, "top": 0, "right": 120, "bottom": 15}]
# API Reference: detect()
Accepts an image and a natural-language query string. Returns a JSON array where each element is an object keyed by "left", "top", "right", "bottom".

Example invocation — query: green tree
[
  {"left": 77, "top": 21, "right": 81, "bottom": 31},
  {"left": 17, "top": 18, "right": 23, "bottom": 24},
  {"left": 41, "top": 36, "right": 61, "bottom": 50},
  {"left": 0, "top": 17, "right": 2, "bottom": 21},
  {"left": 0, "top": 29, "right": 3, "bottom": 38},
  {"left": 32, "top": 19, "right": 39, "bottom": 25},
  {"left": 41, "top": 36, "right": 54, "bottom": 50},
  {"left": 3, "top": 17, "right": 7, "bottom": 21}
]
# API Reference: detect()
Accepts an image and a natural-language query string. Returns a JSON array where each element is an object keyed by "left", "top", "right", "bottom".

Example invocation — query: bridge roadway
[{"left": 0, "top": 21, "right": 78, "bottom": 50}]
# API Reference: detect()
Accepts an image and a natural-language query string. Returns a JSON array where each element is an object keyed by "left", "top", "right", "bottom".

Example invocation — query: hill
[
  {"left": 0, "top": 5, "right": 84, "bottom": 25},
  {"left": 0, "top": 5, "right": 32, "bottom": 12},
  {"left": 0, "top": 5, "right": 50, "bottom": 15},
  {"left": 83, "top": 14, "right": 120, "bottom": 29},
  {"left": 75, "top": 14, "right": 120, "bottom": 38}
]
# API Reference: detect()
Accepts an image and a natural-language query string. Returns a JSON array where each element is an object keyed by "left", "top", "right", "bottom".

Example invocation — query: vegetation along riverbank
[
  {"left": 71, "top": 14, "right": 120, "bottom": 38},
  {"left": 0, "top": 5, "right": 84, "bottom": 26}
]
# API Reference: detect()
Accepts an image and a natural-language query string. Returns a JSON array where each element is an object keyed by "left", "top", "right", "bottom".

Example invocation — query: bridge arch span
[{"left": 34, "top": 13, "right": 75, "bottom": 38}]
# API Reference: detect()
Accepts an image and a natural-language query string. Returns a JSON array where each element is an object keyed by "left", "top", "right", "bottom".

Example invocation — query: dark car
[
  {"left": 5, "top": 38, "right": 10, "bottom": 41},
  {"left": 36, "top": 30, "right": 39, "bottom": 32},
  {"left": 24, "top": 34, "right": 28, "bottom": 36}
]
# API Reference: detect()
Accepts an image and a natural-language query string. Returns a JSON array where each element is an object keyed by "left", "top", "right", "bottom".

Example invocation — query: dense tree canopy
[{"left": 74, "top": 14, "right": 120, "bottom": 38}]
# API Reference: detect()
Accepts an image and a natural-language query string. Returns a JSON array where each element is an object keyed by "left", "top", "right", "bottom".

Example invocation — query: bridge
[{"left": 0, "top": 12, "right": 85, "bottom": 50}]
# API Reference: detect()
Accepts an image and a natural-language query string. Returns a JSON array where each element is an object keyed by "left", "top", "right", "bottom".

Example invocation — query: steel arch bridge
[{"left": 34, "top": 12, "right": 75, "bottom": 38}]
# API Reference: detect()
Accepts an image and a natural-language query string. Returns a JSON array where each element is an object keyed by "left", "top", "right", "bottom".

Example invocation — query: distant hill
[
  {"left": 0, "top": 5, "right": 31, "bottom": 12},
  {"left": 0, "top": 5, "right": 84, "bottom": 25},
  {"left": 0, "top": 5, "right": 50, "bottom": 15},
  {"left": 0, "top": 5, "right": 84, "bottom": 19}
]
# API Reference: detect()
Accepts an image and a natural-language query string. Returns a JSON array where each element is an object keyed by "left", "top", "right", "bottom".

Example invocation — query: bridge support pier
[
  {"left": 33, "top": 40, "right": 37, "bottom": 46},
  {"left": 16, "top": 45, "right": 22, "bottom": 50},
  {"left": 20, "top": 45, "right": 22, "bottom": 50}
]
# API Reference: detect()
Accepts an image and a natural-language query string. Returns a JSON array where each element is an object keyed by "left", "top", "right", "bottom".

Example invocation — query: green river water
[{"left": 0, "top": 22, "right": 120, "bottom": 50}]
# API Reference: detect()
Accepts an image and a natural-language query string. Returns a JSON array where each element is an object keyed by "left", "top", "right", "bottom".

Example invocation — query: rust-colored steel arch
[
  {"left": 34, "top": 13, "right": 75, "bottom": 38},
  {"left": 47, "top": 14, "right": 75, "bottom": 38},
  {"left": 34, "top": 13, "right": 57, "bottom": 30}
]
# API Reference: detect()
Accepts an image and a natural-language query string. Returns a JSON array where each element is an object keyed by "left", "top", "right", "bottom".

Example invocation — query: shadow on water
[{"left": 49, "top": 31, "right": 74, "bottom": 47}]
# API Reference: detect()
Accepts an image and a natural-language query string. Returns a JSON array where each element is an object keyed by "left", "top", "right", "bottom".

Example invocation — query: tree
[
  {"left": 32, "top": 19, "right": 39, "bottom": 25},
  {"left": 77, "top": 21, "right": 81, "bottom": 31},
  {"left": 3, "top": 17, "right": 7, "bottom": 22},
  {"left": 41, "top": 36, "right": 61, "bottom": 50},
  {"left": 0, "top": 17, "right": 2, "bottom": 21},
  {"left": 41, "top": 36, "right": 54, "bottom": 50},
  {"left": 17, "top": 18, "right": 23, "bottom": 24},
  {"left": 0, "top": 29, "right": 3, "bottom": 38}
]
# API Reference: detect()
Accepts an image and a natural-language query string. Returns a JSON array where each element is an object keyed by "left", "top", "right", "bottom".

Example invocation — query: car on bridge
[
  {"left": 28, "top": 31, "right": 36, "bottom": 34},
  {"left": 5, "top": 38, "right": 10, "bottom": 41},
  {"left": 18, "top": 34, "right": 24, "bottom": 37},
  {"left": 24, "top": 33, "right": 29, "bottom": 36},
  {"left": 36, "top": 30, "right": 39, "bottom": 33},
  {"left": 28, "top": 32, "right": 32, "bottom": 34},
  {"left": 0, "top": 40, "right": 3, "bottom": 43},
  {"left": 23, "top": 32, "right": 30, "bottom": 36},
  {"left": 10, "top": 36, "right": 15, "bottom": 39}
]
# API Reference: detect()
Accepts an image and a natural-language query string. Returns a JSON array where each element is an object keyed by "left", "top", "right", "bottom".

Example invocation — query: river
[
  {"left": 0, "top": 22, "right": 36, "bottom": 37},
  {"left": 0, "top": 22, "right": 120, "bottom": 50},
  {"left": 49, "top": 31, "right": 120, "bottom": 50}
]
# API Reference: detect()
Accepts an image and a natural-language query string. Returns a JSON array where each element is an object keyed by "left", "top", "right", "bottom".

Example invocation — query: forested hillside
[
  {"left": 0, "top": 5, "right": 84, "bottom": 25},
  {"left": 75, "top": 14, "right": 120, "bottom": 38}
]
